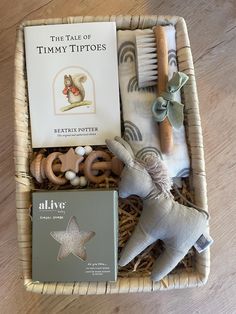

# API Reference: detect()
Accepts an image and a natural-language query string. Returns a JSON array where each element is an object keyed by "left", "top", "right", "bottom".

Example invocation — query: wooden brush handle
[{"left": 154, "top": 26, "right": 173, "bottom": 154}]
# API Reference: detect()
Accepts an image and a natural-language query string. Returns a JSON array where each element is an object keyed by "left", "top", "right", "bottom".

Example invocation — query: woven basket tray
[{"left": 14, "top": 15, "right": 210, "bottom": 295}]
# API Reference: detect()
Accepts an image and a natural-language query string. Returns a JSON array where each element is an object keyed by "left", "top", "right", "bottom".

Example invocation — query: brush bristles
[{"left": 135, "top": 33, "right": 158, "bottom": 88}]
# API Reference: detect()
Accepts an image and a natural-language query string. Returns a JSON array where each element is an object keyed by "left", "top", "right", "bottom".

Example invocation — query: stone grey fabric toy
[{"left": 106, "top": 136, "right": 208, "bottom": 281}]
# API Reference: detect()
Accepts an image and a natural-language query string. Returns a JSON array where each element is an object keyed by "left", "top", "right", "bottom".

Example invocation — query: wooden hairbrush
[{"left": 136, "top": 26, "right": 173, "bottom": 154}]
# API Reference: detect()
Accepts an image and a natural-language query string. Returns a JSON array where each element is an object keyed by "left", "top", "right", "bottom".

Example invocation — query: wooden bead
[
  {"left": 79, "top": 176, "right": 87, "bottom": 187},
  {"left": 70, "top": 176, "right": 80, "bottom": 186},
  {"left": 65, "top": 171, "right": 76, "bottom": 180},
  {"left": 84, "top": 146, "right": 93, "bottom": 155},
  {"left": 75, "top": 146, "right": 85, "bottom": 156},
  {"left": 30, "top": 153, "right": 44, "bottom": 183}
]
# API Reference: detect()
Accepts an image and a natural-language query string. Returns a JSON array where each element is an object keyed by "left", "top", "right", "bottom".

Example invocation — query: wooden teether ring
[
  {"left": 44, "top": 152, "right": 68, "bottom": 185},
  {"left": 40, "top": 157, "right": 47, "bottom": 179},
  {"left": 30, "top": 153, "right": 44, "bottom": 183},
  {"left": 84, "top": 151, "right": 111, "bottom": 183},
  {"left": 111, "top": 157, "right": 124, "bottom": 175}
]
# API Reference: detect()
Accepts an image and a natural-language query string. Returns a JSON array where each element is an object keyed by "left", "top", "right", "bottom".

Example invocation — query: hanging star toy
[{"left": 50, "top": 216, "right": 95, "bottom": 261}]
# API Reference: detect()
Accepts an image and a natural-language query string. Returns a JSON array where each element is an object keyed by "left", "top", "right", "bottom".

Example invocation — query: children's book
[{"left": 24, "top": 22, "right": 120, "bottom": 148}]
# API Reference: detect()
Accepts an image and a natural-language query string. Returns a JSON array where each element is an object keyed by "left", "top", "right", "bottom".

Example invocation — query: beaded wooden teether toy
[{"left": 30, "top": 146, "right": 123, "bottom": 186}]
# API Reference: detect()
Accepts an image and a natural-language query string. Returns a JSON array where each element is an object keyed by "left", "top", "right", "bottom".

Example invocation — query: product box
[{"left": 32, "top": 189, "right": 118, "bottom": 282}]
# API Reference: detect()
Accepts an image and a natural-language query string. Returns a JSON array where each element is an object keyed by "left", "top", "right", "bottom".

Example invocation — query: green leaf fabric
[{"left": 152, "top": 72, "right": 189, "bottom": 129}]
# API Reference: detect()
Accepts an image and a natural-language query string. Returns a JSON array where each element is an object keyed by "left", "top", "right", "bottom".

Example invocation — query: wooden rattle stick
[
  {"left": 51, "top": 161, "right": 112, "bottom": 173},
  {"left": 154, "top": 26, "right": 173, "bottom": 154},
  {"left": 80, "top": 157, "right": 123, "bottom": 175},
  {"left": 46, "top": 156, "right": 123, "bottom": 175}
]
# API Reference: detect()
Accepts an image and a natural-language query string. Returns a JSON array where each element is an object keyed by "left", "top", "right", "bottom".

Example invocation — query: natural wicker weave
[{"left": 14, "top": 15, "right": 210, "bottom": 295}]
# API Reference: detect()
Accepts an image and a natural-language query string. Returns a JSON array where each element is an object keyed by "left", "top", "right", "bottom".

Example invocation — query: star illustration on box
[
  {"left": 60, "top": 73, "right": 92, "bottom": 112},
  {"left": 50, "top": 216, "right": 95, "bottom": 261}
]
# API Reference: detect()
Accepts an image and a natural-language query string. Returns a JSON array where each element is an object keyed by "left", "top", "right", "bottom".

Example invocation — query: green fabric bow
[{"left": 152, "top": 72, "right": 189, "bottom": 129}]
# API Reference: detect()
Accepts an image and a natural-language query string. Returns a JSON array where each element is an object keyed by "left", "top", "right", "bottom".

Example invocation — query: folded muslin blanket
[{"left": 117, "top": 26, "right": 190, "bottom": 178}]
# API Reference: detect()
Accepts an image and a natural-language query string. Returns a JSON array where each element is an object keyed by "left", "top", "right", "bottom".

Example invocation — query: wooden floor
[{"left": 1, "top": 0, "right": 236, "bottom": 313}]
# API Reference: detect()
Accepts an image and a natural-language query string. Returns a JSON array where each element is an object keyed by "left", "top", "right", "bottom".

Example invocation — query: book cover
[
  {"left": 32, "top": 190, "right": 118, "bottom": 282},
  {"left": 24, "top": 22, "right": 121, "bottom": 148}
]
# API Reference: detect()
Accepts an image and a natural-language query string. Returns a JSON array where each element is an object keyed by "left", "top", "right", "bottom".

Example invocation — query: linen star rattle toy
[{"left": 50, "top": 216, "right": 95, "bottom": 261}]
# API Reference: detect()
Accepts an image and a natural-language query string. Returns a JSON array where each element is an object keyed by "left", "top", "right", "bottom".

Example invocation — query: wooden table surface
[{"left": 1, "top": 0, "right": 236, "bottom": 313}]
